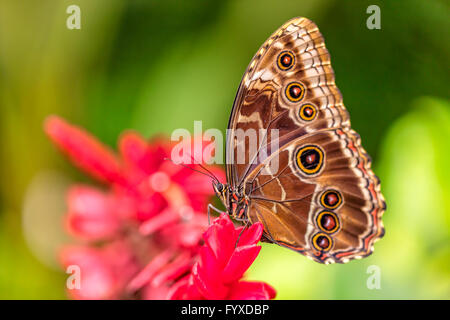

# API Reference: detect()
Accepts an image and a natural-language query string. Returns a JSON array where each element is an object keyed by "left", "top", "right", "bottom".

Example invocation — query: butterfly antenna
[
  {"left": 187, "top": 153, "right": 220, "bottom": 183},
  {"left": 198, "top": 163, "right": 220, "bottom": 183},
  {"left": 164, "top": 157, "right": 218, "bottom": 182}
]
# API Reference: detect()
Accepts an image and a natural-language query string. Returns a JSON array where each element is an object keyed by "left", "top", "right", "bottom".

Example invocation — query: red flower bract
[
  {"left": 44, "top": 115, "right": 275, "bottom": 300},
  {"left": 168, "top": 214, "right": 276, "bottom": 300}
]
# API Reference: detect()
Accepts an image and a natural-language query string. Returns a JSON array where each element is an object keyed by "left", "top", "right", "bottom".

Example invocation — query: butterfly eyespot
[
  {"left": 316, "top": 211, "right": 340, "bottom": 234},
  {"left": 295, "top": 145, "right": 324, "bottom": 175},
  {"left": 299, "top": 103, "right": 317, "bottom": 121},
  {"left": 320, "top": 190, "right": 342, "bottom": 209},
  {"left": 277, "top": 50, "right": 295, "bottom": 70},
  {"left": 312, "top": 233, "right": 333, "bottom": 252},
  {"left": 285, "top": 82, "right": 305, "bottom": 102}
]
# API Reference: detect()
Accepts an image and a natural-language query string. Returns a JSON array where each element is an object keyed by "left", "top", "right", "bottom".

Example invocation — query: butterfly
[{"left": 210, "top": 17, "right": 386, "bottom": 264}]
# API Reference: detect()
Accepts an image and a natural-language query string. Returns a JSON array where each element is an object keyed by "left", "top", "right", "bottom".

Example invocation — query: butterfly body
[{"left": 219, "top": 17, "right": 385, "bottom": 264}]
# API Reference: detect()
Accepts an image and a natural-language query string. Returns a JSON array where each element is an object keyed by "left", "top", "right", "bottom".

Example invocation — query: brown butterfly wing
[
  {"left": 244, "top": 129, "right": 385, "bottom": 264},
  {"left": 225, "top": 17, "right": 385, "bottom": 263},
  {"left": 226, "top": 17, "right": 349, "bottom": 186}
]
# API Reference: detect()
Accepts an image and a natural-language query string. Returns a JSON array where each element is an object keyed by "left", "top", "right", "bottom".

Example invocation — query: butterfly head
[{"left": 212, "top": 181, "right": 229, "bottom": 206}]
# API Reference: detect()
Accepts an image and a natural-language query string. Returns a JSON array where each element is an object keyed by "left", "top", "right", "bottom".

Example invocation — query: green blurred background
[{"left": 0, "top": 0, "right": 449, "bottom": 299}]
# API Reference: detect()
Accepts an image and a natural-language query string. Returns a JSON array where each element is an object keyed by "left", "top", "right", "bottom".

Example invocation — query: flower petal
[
  {"left": 196, "top": 245, "right": 219, "bottom": 283},
  {"left": 203, "top": 214, "right": 237, "bottom": 266},
  {"left": 222, "top": 245, "right": 261, "bottom": 284},
  {"left": 159, "top": 214, "right": 206, "bottom": 249},
  {"left": 44, "top": 116, "right": 123, "bottom": 184},
  {"left": 127, "top": 249, "right": 173, "bottom": 292},
  {"left": 118, "top": 131, "right": 150, "bottom": 183},
  {"left": 167, "top": 275, "right": 203, "bottom": 300},
  {"left": 135, "top": 192, "right": 168, "bottom": 221},
  {"left": 151, "top": 252, "right": 192, "bottom": 287},
  {"left": 192, "top": 262, "right": 228, "bottom": 299},
  {"left": 66, "top": 186, "right": 119, "bottom": 240},
  {"left": 139, "top": 207, "right": 179, "bottom": 235},
  {"left": 60, "top": 246, "right": 118, "bottom": 300},
  {"left": 236, "top": 222, "right": 264, "bottom": 247},
  {"left": 141, "top": 284, "right": 171, "bottom": 300},
  {"left": 227, "top": 281, "right": 277, "bottom": 300}
]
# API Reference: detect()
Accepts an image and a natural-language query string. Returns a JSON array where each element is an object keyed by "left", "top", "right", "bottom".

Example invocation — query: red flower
[
  {"left": 65, "top": 186, "right": 121, "bottom": 241},
  {"left": 45, "top": 116, "right": 223, "bottom": 240},
  {"left": 45, "top": 116, "right": 224, "bottom": 299},
  {"left": 61, "top": 241, "right": 139, "bottom": 300},
  {"left": 45, "top": 116, "right": 223, "bottom": 218},
  {"left": 45, "top": 115, "right": 275, "bottom": 300},
  {"left": 168, "top": 214, "right": 276, "bottom": 300}
]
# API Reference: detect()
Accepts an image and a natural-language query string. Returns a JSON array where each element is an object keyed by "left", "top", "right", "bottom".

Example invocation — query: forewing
[{"left": 226, "top": 17, "right": 349, "bottom": 186}]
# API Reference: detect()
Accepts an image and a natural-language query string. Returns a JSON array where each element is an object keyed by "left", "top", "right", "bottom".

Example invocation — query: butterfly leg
[
  {"left": 207, "top": 203, "right": 223, "bottom": 225},
  {"left": 235, "top": 219, "right": 250, "bottom": 248}
]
